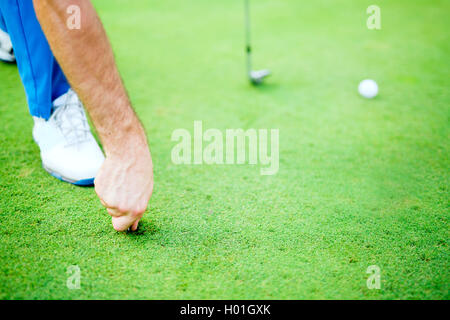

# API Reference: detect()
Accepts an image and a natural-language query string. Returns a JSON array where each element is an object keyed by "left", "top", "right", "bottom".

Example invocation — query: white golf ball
[{"left": 358, "top": 79, "right": 378, "bottom": 99}]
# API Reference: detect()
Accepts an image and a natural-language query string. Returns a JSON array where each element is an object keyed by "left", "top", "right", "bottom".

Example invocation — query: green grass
[{"left": 0, "top": 0, "right": 449, "bottom": 299}]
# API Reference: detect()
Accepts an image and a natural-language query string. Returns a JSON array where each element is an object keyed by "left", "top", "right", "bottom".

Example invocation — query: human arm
[{"left": 33, "top": 0, "right": 154, "bottom": 231}]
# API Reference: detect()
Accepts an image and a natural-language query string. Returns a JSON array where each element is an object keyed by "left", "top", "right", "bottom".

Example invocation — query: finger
[
  {"left": 131, "top": 220, "right": 139, "bottom": 231},
  {"left": 111, "top": 215, "right": 136, "bottom": 232},
  {"left": 107, "top": 207, "right": 122, "bottom": 217}
]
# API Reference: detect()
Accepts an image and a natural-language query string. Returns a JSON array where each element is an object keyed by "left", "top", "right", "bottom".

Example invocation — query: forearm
[{"left": 33, "top": 0, "right": 147, "bottom": 156}]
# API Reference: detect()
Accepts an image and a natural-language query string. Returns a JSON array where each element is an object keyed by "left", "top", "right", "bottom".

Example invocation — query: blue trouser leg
[
  {"left": 0, "top": 0, "right": 70, "bottom": 120},
  {"left": 0, "top": 11, "right": 6, "bottom": 31}
]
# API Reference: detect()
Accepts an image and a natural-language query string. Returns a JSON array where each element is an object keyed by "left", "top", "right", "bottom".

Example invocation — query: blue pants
[{"left": 0, "top": 0, "right": 69, "bottom": 119}]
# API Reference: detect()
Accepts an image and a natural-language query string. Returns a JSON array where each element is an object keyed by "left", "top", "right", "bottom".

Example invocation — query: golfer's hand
[{"left": 94, "top": 149, "right": 153, "bottom": 232}]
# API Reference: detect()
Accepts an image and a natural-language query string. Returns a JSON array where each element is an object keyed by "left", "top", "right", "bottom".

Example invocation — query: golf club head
[{"left": 249, "top": 69, "right": 271, "bottom": 85}]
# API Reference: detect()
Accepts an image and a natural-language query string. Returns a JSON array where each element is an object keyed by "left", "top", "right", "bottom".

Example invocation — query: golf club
[{"left": 245, "top": 0, "right": 270, "bottom": 85}]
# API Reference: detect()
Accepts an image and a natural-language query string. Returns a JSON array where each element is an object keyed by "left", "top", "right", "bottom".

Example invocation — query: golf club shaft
[{"left": 244, "top": 0, "right": 252, "bottom": 76}]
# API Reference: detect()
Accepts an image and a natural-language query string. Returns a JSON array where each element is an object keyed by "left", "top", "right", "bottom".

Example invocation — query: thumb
[
  {"left": 111, "top": 215, "right": 136, "bottom": 232},
  {"left": 131, "top": 220, "right": 139, "bottom": 231}
]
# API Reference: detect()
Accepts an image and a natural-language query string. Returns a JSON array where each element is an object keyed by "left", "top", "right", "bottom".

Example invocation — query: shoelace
[{"left": 51, "top": 91, "right": 91, "bottom": 147}]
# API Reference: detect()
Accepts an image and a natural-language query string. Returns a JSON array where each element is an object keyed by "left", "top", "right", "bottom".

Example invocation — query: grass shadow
[{"left": 125, "top": 219, "right": 160, "bottom": 237}]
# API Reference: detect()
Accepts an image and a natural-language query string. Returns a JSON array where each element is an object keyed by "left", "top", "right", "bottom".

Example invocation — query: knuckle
[
  {"left": 104, "top": 198, "right": 117, "bottom": 208},
  {"left": 117, "top": 206, "right": 128, "bottom": 214},
  {"left": 130, "top": 208, "right": 143, "bottom": 218}
]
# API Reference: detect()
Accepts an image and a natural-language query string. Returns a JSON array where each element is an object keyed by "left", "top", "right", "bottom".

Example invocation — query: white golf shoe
[
  {"left": 0, "top": 29, "right": 15, "bottom": 63},
  {"left": 33, "top": 89, "right": 105, "bottom": 186}
]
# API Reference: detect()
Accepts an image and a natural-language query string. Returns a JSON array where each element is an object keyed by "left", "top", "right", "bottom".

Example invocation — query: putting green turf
[{"left": 0, "top": 0, "right": 448, "bottom": 299}]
